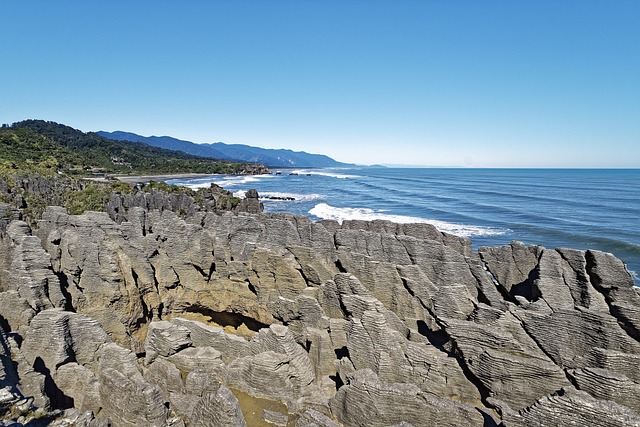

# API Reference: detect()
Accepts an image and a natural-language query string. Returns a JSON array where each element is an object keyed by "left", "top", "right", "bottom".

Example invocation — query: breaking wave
[
  {"left": 213, "top": 174, "right": 273, "bottom": 187},
  {"left": 308, "top": 203, "right": 509, "bottom": 238},
  {"left": 171, "top": 174, "right": 274, "bottom": 190}
]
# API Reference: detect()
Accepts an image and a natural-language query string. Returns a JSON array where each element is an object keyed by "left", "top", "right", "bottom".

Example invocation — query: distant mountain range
[
  {"left": 5, "top": 120, "right": 258, "bottom": 176},
  {"left": 97, "top": 131, "right": 352, "bottom": 168}
]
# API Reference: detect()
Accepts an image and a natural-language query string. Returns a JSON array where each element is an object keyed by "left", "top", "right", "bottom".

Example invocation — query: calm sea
[{"left": 168, "top": 168, "right": 640, "bottom": 285}]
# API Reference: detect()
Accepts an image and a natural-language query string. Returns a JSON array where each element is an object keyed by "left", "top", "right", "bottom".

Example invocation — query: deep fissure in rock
[
  {"left": 184, "top": 305, "right": 268, "bottom": 332},
  {"left": 54, "top": 271, "right": 75, "bottom": 312},
  {"left": 33, "top": 356, "right": 74, "bottom": 410}
]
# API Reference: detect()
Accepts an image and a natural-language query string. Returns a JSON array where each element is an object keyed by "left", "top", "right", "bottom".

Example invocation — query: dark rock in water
[
  {"left": 0, "top": 203, "right": 638, "bottom": 426},
  {"left": 263, "top": 195, "right": 296, "bottom": 201},
  {"left": 244, "top": 188, "right": 259, "bottom": 199}
]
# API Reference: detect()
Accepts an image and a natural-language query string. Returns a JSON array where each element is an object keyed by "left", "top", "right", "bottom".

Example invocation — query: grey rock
[
  {"left": 22, "top": 309, "right": 109, "bottom": 371},
  {"left": 296, "top": 408, "right": 342, "bottom": 427},
  {"left": 533, "top": 249, "right": 581, "bottom": 311},
  {"left": 227, "top": 351, "right": 297, "bottom": 400},
  {"left": 586, "top": 249, "right": 636, "bottom": 290},
  {"left": 5, "top": 221, "right": 65, "bottom": 314},
  {"left": 479, "top": 241, "right": 542, "bottom": 300},
  {"left": 520, "top": 307, "right": 640, "bottom": 369},
  {"left": 144, "top": 320, "right": 192, "bottom": 365},
  {"left": 49, "top": 408, "right": 95, "bottom": 427},
  {"left": 172, "top": 318, "right": 251, "bottom": 364},
  {"left": 190, "top": 385, "right": 247, "bottom": 427},
  {"left": 167, "top": 346, "right": 225, "bottom": 379},
  {"left": 263, "top": 409, "right": 289, "bottom": 426},
  {"left": 183, "top": 369, "right": 225, "bottom": 397},
  {"left": 568, "top": 367, "right": 640, "bottom": 410},
  {"left": 555, "top": 248, "right": 609, "bottom": 311},
  {"left": 585, "top": 347, "right": 640, "bottom": 383},
  {"left": 144, "top": 358, "right": 185, "bottom": 400},
  {"left": 53, "top": 363, "right": 100, "bottom": 413},
  {"left": 500, "top": 388, "right": 640, "bottom": 427},
  {"left": 0, "top": 203, "right": 22, "bottom": 233},
  {"left": 441, "top": 312, "right": 571, "bottom": 410},
  {"left": 97, "top": 343, "right": 168, "bottom": 427},
  {"left": 227, "top": 324, "right": 319, "bottom": 403},
  {"left": 0, "top": 291, "right": 35, "bottom": 340},
  {"left": 586, "top": 250, "right": 640, "bottom": 341},
  {"left": 329, "top": 369, "right": 484, "bottom": 427},
  {"left": 2, "top": 192, "right": 637, "bottom": 426}
]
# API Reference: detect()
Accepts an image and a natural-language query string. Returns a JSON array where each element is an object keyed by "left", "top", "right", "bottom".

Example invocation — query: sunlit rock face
[{"left": 0, "top": 201, "right": 639, "bottom": 426}]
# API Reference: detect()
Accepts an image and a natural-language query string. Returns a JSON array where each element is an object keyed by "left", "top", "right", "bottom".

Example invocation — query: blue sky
[{"left": 2, "top": 1, "right": 639, "bottom": 167}]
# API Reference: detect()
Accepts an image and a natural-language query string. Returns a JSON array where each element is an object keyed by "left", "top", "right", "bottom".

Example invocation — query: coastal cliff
[{"left": 0, "top": 195, "right": 639, "bottom": 426}]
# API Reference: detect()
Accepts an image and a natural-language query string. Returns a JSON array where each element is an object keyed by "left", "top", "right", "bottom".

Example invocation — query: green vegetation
[
  {"left": 62, "top": 184, "right": 119, "bottom": 215},
  {"left": 0, "top": 128, "right": 87, "bottom": 176},
  {"left": 0, "top": 120, "right": 258, "bottom": 226},
  {"left": 144, "top": 180, "right": 193, "bottom": 194},
  {"left": 216, "top": 194, "right": 241, "bottom": 210},
  {"left": 6, "top": 120, "right": 256, "bottom": 176}
]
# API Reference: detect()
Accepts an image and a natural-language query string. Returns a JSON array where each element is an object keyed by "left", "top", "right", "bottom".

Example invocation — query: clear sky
[{"left": 2, "top": 1, "right": 639, "bottom": 167}]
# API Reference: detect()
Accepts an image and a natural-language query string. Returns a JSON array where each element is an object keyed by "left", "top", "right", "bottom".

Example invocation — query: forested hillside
[
  {"left": 0, "top": 120, "right": 266, "bottom": 225},
  {"left": 4, "top": 120, "right": 265, "bottom": 175}
]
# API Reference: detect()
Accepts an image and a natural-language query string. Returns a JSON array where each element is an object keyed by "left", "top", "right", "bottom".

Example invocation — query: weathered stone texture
[{"left": 0, "top": 203, "right": 637, "bottom": 426}]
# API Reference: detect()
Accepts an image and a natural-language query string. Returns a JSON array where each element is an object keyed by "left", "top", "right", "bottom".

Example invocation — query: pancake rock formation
[{"left": 0, "top": 201, "right": 638, "bottom": 426}]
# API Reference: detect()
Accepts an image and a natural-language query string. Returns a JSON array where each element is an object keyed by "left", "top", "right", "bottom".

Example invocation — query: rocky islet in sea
[{"left": 0, "top": 184, "right": 639, "bottom": 426}]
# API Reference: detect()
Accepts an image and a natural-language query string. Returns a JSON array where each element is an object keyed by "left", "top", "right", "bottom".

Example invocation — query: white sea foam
[
  {"left": 630, "top": 270, "right": 639, "bottom": 287},
  {"left": 275, "top": 169, "right": 358, "bottom": 179},
  {"left": 182, "top": 182, "right": 215, "bottom": 190},
  {"left": 305, "top": 171, "right": 359, "bottom": 179},
  {"left": 308, "top": 203, "right": 509, "bottom": 238},
  {"left": 213, "top": 175, "right": 262, "bottom": 187},
  {"left": 260, "top": 192, "right": 326, "bottom": 202},
  {"left": 176, "top": 174, "right": 273, "bottom": 190}
]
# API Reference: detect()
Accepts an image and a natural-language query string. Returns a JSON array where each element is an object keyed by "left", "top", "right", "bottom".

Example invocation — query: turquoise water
[{"left": 168, "top": 168, "right": 640, "bottom": 284}]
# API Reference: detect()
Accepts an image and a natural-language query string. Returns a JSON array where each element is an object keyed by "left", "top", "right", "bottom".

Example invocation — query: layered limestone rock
[
  {"left": 0, "top": 201, "right": 637, "bottom": 426},
  {"left": 498, "top": 388, "right": 640, "bottom": 427},
  {"left": 329, "top": 369, "right": 485, "bottom": 427},
  {"left": 440, "top": 311, "right": 572, "bottom": 410}
]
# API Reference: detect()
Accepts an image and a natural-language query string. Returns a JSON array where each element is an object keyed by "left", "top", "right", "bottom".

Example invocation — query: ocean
[{"left": 167, "top": 168, "right": 640, "bottom": 285}]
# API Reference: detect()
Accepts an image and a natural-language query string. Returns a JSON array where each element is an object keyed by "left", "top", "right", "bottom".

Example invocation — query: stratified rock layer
[{"left": 0, "top": 201, "right": 637, "bottom": 426}]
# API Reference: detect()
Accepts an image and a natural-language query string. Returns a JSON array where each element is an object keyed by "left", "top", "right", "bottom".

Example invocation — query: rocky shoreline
[
  {"left": 0, "top": 185, "right": 639, "bottom": 426},
  {"left": 112, "top": 167, "right": 271, "bottom": 185}
]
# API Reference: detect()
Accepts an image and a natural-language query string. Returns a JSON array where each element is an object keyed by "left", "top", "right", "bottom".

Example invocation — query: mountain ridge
[
  {"left": 97, "top": 130, "right": 354, "bottom": 168},
  {"left": 5, "top": 120, "right": 264, "bottom": 176}
]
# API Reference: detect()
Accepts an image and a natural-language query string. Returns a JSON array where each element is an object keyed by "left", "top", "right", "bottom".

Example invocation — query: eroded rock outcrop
[{"left": 0, "top": 200, "right": 637, "bottom": 426}]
